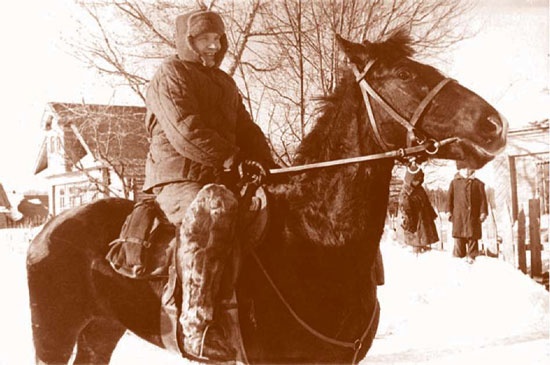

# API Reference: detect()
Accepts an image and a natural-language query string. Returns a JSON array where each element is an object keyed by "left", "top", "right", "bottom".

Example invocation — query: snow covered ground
[
  {"left": 0, "top": 227, "right": 548, "bottom": 364},
  {"left": 365, "top": 228, "right": 549, "bottom": 364}
]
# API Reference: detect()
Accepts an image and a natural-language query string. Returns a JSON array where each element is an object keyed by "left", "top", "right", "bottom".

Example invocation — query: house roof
[{"left": 35, "top": 102, "right": 149, "bottom": 175}]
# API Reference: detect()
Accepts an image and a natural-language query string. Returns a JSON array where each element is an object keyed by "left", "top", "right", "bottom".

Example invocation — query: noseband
[{"left": 352, "top": 59, "right": 453, "bottom": 152}]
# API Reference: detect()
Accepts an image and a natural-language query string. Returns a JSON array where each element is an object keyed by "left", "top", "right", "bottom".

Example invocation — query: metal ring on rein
[{"left": 424, "top": 139, "right": 440, "bottom": 155}]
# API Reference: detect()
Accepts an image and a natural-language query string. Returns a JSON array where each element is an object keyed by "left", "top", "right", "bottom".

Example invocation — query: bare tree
[
  {"left": 62, "top": 0, "right": 475, "bottom": 166},
  {"left": 57, "top": 103, "right": 148, "bottom": 199},
  {"left": 239, "top": 0, "right": 474, "bottom": 163}
]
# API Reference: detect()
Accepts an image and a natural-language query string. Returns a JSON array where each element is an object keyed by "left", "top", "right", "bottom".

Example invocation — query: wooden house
[{"left": 33, "top": 102, "right": 150, "bottom": 216}]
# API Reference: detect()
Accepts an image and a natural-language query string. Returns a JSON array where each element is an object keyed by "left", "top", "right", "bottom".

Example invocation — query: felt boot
[{"left": 178, "top": 184, "right": 238, "bottom": 362}]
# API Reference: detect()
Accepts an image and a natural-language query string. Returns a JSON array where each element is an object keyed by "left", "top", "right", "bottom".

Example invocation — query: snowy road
[{"left": 1, "top": 229, "right": 548, "bottom": 364}]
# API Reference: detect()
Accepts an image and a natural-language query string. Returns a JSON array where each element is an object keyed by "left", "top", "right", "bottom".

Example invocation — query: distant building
[
  {"left": 16, "top": 194, "right": 49, "bottom": 227},
  {"left": 33, "top": 102, "right": 150, "bottom": 216},
  {"left": 0, "top": 184, "right": 49, "bottom": 228}
]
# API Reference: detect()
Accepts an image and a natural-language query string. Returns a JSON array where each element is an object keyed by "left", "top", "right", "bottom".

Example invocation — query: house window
[
  {"left": 58, "top": 188, "right": 66, "bottom": 210},
  {"left": 48, "top": 135, "right": 62, "bottom": 154},
  {"left": 56, "top": 182, "right": 102, "bottom": 214},
  {"left": 49, "top": 136, "right": 55, "bottom": 154}
]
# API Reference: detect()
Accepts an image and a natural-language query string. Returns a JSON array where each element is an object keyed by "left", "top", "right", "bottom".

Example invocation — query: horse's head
[{"left": 336, "top": 31, "right": 507, "bottom": 169}]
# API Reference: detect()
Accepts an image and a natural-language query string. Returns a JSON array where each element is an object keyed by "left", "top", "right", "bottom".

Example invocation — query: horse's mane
[
  {"left": 274, "top": 29, "right": 413, "bottom": 247},
  {"left": 294, "top": 29, "right": 414, "bottom": 164},
  {"left": 292, "top": 74, "right": 361, "bottom": 166}
]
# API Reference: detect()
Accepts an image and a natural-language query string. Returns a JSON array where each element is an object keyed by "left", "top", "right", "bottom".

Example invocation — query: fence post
[
  {"left": 517, "top": 209, "right": 527, "bottom": 274},
  {"left": 529, "top": 199, "right": 542, "bottom": 278}
]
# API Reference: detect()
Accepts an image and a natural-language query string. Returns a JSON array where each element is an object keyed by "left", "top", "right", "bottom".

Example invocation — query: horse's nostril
[{"left": 482, "top": 115, "right": 502, "bottom": 136}]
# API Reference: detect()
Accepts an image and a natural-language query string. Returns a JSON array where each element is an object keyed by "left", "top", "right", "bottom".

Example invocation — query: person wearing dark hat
[
  {"left": 398, "top": 169, "right": 439, "bottom": 253},
  {"left": 142, "top": 9, "right": 275, "bottom": 361},
  {"left": 447, "top": 162, "right": 488, "bottom": 263}
]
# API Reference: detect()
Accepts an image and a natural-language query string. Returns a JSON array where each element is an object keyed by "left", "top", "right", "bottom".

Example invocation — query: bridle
[
  {"left": 352, "top": 58, "right": 453, "bottom": 156},
  {"left": 266, "top": 60, "right": 456, "bottom": 177}
]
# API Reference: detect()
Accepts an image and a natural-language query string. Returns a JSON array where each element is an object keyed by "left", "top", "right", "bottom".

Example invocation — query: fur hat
[
  {"left": 404, "top": 169, "right": 424, "bottom": 186},
  {"left": 175, "top": 10, "right": 228, "bottom": 67},
  {"left": 186, "top": 11, "right": 225, "bottom": 36}
]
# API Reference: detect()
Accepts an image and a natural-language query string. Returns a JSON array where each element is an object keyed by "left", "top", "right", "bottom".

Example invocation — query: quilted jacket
[{"left": 143, "top": 12, "right": 273, "bottom": 192}]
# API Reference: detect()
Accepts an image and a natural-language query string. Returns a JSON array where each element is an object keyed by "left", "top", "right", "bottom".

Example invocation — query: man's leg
[
  {"left": 466, "top": 239, "right": 479, "bottom": 260},
  {"left": 156, "top": 182, "right": 238, "bottom": 361},
  {"left": 453, "top": 238, "right": 467, "bottom": 258},
  {"left": 178, "top": 184, "right": 238, "bottom": 361}
]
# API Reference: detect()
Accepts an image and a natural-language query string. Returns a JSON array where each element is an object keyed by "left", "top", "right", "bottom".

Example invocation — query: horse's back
[
  {"left": 27, "top": 198, "right": 135, "bottom": 309},
  {"left": 27, "top": 197, "right": 134, "bottom": 267}
]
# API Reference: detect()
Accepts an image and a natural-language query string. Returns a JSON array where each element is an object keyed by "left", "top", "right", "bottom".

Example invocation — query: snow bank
[{"left": 365, "top": 229, "right": 549, "bottom": 363}]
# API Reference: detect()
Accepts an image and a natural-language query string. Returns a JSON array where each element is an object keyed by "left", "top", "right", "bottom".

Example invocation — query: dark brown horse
[{"left": 26, "top": 32, "right": 507, "bottom": 364}]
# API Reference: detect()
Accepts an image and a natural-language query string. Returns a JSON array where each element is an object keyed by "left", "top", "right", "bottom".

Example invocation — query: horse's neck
[
  {"left": 284, "top": 159, "right": 394, "bottom": 248},
  {"left": 262, "top": 159, "right": 393, "bottom": 337}
]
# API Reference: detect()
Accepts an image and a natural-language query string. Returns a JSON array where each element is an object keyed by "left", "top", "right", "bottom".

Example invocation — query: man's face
[{"left": 193, "top": 32, "right": 221, "bottom": 67}]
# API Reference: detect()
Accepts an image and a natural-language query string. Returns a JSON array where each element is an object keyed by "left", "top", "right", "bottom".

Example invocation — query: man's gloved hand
[{"left": 238, "top": 160, "right": 268, "bottom": 184}]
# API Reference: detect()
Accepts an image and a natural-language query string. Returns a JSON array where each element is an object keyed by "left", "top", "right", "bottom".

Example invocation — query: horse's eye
[{"left": 397, "top": 69, "right": 412, "bottom": 80}]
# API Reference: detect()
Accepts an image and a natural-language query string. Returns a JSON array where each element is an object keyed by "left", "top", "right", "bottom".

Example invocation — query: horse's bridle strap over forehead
[{"left": 352, "top": 58, "right": 453, "bottom": 150}]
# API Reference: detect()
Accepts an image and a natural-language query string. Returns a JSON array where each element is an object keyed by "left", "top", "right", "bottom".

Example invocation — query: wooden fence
[{"left": 516, "top": 199, "right": 544, "bottom": 278}]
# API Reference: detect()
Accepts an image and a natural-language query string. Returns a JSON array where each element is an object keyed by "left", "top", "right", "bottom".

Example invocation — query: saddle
[
  {"left": 106, "top": 185, "right": 269, "bottom": 279},
  {"left": 105, "top": 198, "right": 176, "bottom": 279}
]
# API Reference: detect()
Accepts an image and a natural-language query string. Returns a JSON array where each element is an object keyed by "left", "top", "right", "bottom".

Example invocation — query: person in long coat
[
  {"left": 447, "top": 164, "right": 488, "bottom": 262},
  {"left": 398, "top": 169, "right": 439, "bottom": 253}
]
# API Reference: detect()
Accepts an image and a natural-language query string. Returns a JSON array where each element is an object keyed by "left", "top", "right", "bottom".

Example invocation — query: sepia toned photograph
[{"left": 0, "top": 0, "right": 548, "bottom": 364}]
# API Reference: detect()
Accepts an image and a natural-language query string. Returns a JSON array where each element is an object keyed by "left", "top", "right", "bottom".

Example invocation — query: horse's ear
[{"left": 335, "top": 34, "right": 370, "bottom": 66}]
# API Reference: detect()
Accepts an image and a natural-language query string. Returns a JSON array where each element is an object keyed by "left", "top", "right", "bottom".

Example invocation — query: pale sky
[{"left": 0, "top": 0, "right": 548, "bottom": 193}]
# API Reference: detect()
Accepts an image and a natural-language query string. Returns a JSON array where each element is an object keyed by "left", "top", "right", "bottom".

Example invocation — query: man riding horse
[
  {"left": 27, "top": 8, "right": 508, "bottom": 363},
  {"left": 142, "top": 9, "right": 274, "bottom": 362}
]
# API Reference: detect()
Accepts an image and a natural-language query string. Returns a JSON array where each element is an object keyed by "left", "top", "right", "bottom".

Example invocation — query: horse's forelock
[{"left": 368, "top": 28, "right": 415, "bottom": 61}]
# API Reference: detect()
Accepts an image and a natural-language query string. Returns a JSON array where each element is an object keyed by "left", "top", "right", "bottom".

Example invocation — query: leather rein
[{"left": 252, "top": 59, "right": 456, "bottom": 364}]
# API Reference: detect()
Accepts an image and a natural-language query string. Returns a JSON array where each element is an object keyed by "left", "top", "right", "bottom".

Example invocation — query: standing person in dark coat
[
  {"left": 142, "top": 9, "right": 275, "bottom": 361},
  {"left": 398, "top": 169, "right": 439, "bottom": 253},
  {"left": 447, "top": 163, "right": 488, "bottom": 263}
]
